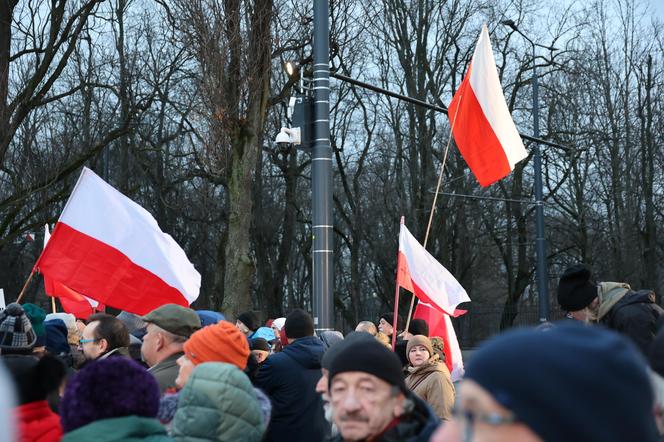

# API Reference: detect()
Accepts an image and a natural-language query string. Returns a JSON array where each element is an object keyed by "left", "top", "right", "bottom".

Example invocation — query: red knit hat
[{"left": 183, "top": 320, "right": 250, "bottom": 370}]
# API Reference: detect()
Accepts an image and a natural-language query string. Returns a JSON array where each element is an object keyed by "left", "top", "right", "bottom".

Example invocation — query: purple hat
[{"left": 60, "top": 357, "right": 159, "bottom": 432}]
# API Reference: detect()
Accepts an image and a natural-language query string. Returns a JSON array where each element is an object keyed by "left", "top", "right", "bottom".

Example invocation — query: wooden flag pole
[
  {"left": 403, "top": 91, "right": 465, "bottom": 334},
  {"left": 15, "top": 270, "right": 36, "bottom": 304},
  {"left": 51, "top": 296, "right": 57, "bottom": 314}
]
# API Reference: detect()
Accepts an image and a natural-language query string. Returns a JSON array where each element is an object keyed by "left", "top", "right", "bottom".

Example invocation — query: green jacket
[
  {"left": 149, "top": 351, "right": 183, "bottom": 393},
  {"left": 62, "top": 416, "right": 172, "bottom": 442},
  {"left": 172, "top": 362, "right": 265, "bottom": 442}
]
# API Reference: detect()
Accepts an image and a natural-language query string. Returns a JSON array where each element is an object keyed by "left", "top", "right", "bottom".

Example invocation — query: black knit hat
[
  {"left": 329, "top": 339, "right": 407, "bottom": 394},
  {"left": 557, "top": 264, "right": 598, "bottom": 311},
  {"left": 408, "top": 319, "right": 429, "bottom": 337},
  {"left": 0, "top": 303, "right": 37, "bottom": 354},
  {"left": 251, "top": 337, "right": 271, "bottom": 352},
  {"left": 465, "top": 322, "right": 658, "bottom": 442},
  {"left": 284, "top": 309, "right": 314, "bottom": 339},
  {"left": 379, "top": 312, "right": 394, "bottom": 327},
  {"left": 237, "top": 311, "right": 259, "bottom": 332},
  {"left": 321, "top": 331, "right": 376, "bottom": 370}
]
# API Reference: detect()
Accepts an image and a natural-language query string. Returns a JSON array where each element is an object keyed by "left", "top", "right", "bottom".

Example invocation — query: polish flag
[
  {"left": 448, "top": 25, "right": 528, "bottom": 186},
  {"left": 43, "top": 225, "right": 102, "bottom": 320},
  {"left": 36, "top": 168, "right": 200, "bottom": 315},
  {"left": 397, "top": 222, "right": 470, "bottom": 316},
  {"left": 414, "top": 302, "right": 465, "bottom": 381}
]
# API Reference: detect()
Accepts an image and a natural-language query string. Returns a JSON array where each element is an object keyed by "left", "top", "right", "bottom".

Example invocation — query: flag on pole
[
  {"left": 397, "top": 222, "right": 471, "bottom": 315},
  {"left": 448, "top": 24, "right": 528, "bottom": 186},
  {"left": 36, "top": 168, "right": 201, "bottom": 315},
  {"left": 44, "top": 225, "right": 102, "bottom": 319},
  {"left": 413, "top": 301, "right": 465, "bottom": 381}
]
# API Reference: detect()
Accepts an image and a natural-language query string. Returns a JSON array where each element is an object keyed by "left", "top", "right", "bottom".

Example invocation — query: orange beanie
[{"left": 183, "top": 320, "right": 250, "bottom": 370}]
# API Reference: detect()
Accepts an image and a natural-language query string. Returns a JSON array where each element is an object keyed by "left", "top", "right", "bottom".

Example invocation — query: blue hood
[{"left": 282, "top": 336, "right": 325, "bottom": 369}]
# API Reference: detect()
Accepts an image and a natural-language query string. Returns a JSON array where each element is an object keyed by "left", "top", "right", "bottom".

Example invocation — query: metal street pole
[
  {"left": 530, "top": 41, "right": 549, "bottom": 322},
  {"left": 312, "top": 0, "right": 334, "bottom": 331},
  {"left": 502, "top": 20, "right": 549, "bottom": 322}
]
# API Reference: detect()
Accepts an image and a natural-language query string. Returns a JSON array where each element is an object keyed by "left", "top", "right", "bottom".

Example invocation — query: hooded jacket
[
  {"left": 327, "top": 393, "right": 440, "bottom": 442},
  {"left": 16, "top": 400, "right": 62, "bottom": 442},
  {"left": 598, "top": 282, "right": 663, "bottom": 355},
  {"left": 172, "top": 363, "right": 264, "bottom": 442},
  {"left": 61, "top": 416, "right": 171, "bottom": 442},
  {"left": 405, "top": 354, "right": 455, "bottom": 420},
  {"left": 255, "top": 335, "right": 327, "bottom": 442}
]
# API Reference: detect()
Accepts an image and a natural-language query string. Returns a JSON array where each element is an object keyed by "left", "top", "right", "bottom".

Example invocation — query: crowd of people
[{"left": 1, "top": 263, "right": 664, "bottom": 441}]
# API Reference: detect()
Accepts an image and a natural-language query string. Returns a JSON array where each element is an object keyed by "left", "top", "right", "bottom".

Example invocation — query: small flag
[
  {"left": 448, "top": 25, "right": 528, "bottom": 186},
  {"left": 397, "top": 222, "right": 470, "bottom": 315}
]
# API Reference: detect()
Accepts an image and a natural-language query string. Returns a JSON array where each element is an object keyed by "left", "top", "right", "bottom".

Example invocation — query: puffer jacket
[
  {"left": 405, "top": 355, "right": 455, "bottom": 420},
  {"left": 172, "top": 362, "right": 264, "bottom": 442},
  {"left": 16, "top": 400, "right": 62, "bottom": 442},
  {"left": 598, "top": 283, "right": 664, "bottom": 355}
]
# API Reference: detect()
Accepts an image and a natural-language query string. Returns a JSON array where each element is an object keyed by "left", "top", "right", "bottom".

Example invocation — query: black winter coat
[
  {"left": 255, "top": 336, "right": 327, "bottom": 442},
  {"left": 602, "top": 290, "right": 664, "bottom": 355}
]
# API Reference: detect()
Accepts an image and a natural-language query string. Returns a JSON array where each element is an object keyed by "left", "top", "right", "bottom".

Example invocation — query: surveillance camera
[
  {"left": 275, "top": 128, "right": 291, "bottom": 147},
  {"left": 274, "top": 127, "right": 301, "bottom": 147}
]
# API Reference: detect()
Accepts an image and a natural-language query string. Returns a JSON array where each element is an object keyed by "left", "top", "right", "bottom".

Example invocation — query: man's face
[
  {"left": 80, "top": 321, "right": 106, "bottom": 361},
  {"left": 175, "top": 354, "right": 195, "bottom": 389},
  {"left": 316, "top": 368, "right": 330, "bottom": 402},
  {"left": 330, "top": 371, "right": 404, "bottom": 442},
  {"left": 431, "top": 380, "right": 542, "bottom": 442},
  {"left": 378, "top": 318, "right": 393, "bottom": 336},
  {"left": 236, "top": 320, "right": 250, "bottom": 335},
  {"left": 141, "top": 323, "right": 163, "bottom": 367}
]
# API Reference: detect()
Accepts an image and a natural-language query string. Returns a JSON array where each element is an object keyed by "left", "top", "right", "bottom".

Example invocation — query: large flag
[
  {"left": 36, "top": 168, "right": 201, "bottom": 315},
  {"left": 397, "top": 223, "right": 471, "bottom": 315},
  {"left": 43, "top": 225, "right": 102, "bottom": 319},
  {"left": 448, "top": 25, "right": 528, "bottom": 186},
  {"left": 413, "top": 302, "right": 465, "bottom": 381}
]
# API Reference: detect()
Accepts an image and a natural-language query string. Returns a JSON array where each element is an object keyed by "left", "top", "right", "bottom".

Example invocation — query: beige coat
[{"left": 405, "top": 355, "right": 455, "bottom": 420}]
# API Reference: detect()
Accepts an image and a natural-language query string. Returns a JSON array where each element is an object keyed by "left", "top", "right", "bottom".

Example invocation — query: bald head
[{"left": 355, "top": 321, "right": 377, "bottom": 336}]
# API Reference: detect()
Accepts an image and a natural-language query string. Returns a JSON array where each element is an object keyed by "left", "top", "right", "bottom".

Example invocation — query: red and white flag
[
  {"left": 397, "top": 222, "right": 470, "bottom": 315},
  {"left": 43, "top": 224, "right": 102, "bottom": 320},
  {"left": 36, "top": 168, "right": 201, "bottom": 315},
  {"left": 413, "top": 302, "right": 465, "bottom": 381},
  {"left": 448, "top": 25, "right": 527, "bottom": 186}
]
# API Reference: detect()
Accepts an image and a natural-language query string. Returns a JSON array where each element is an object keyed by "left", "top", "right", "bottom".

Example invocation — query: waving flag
[
  {"left": 448, "top": 25, "right": 527, "bottom": 186},
  {"left": 397, "top": 222, "right": 470, "bottom": 315},
  {"left": 36, "top": 168, "right": 200, "bottom": 315}
]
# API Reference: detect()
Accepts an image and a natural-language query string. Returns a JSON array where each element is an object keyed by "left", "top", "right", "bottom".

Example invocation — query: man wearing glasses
[{"left": 79, "top": 313, "right": 130, "bottom": 362}]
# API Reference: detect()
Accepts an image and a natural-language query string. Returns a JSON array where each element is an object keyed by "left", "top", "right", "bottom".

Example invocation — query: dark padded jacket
[
  {"left": 601, "top": 288, "right": 663, "bottom": 356},
  {"left": 254, "top": 336, "right": 327, "bottom": 442}
]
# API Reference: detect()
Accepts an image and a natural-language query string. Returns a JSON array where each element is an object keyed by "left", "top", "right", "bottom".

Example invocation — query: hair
[{"left": 88, "top": 313, "right": 130, "bottom": 351}]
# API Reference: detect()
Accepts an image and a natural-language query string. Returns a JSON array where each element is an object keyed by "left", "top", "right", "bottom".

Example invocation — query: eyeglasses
[
  {"left": 451, "top": 405, "right": 517, "bottom": 442},
  {"left": 79, "top": 338, "right": 99, "bottom": 345}
]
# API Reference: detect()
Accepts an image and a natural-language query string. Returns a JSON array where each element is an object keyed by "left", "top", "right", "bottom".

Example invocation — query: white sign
[{"left": 0, "top": 289, "right": 5, "bottom": 311}]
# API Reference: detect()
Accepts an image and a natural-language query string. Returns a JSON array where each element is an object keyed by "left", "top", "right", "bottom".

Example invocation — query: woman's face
[{"left": 408, "top": 345, "right": 430, "bottom": 367}]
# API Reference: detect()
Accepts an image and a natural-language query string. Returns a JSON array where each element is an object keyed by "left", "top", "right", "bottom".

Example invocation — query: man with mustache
[{"left": 326, "top": 338, "right": 439, "bottom": 442}]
